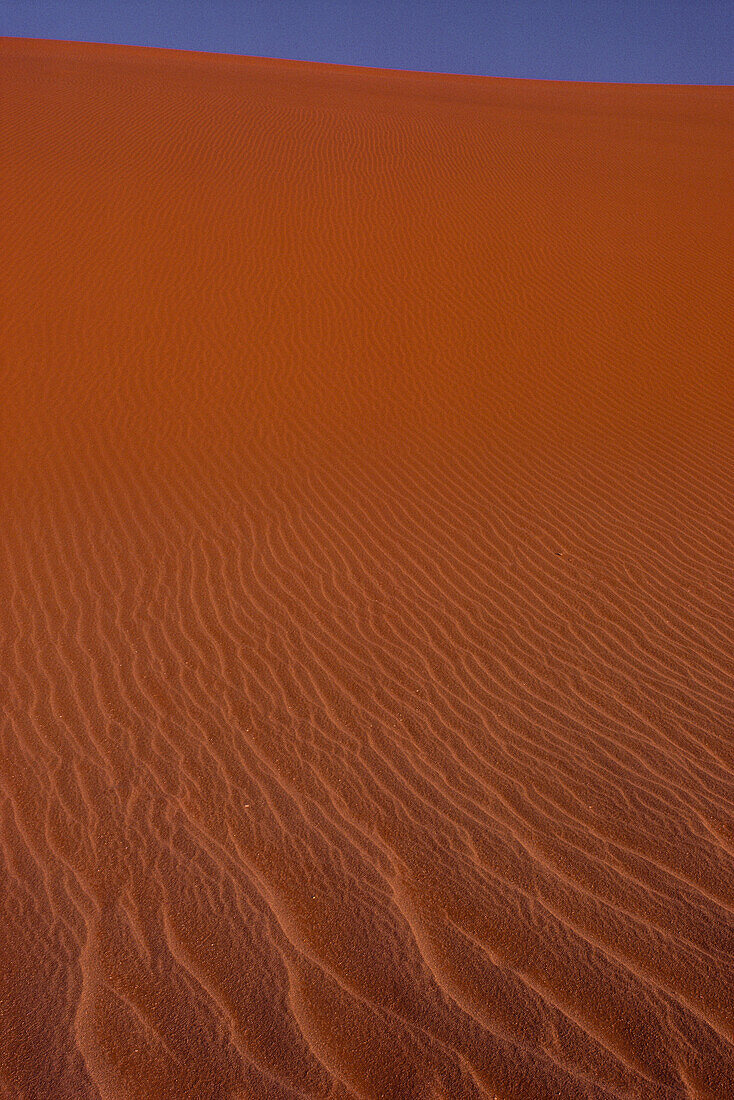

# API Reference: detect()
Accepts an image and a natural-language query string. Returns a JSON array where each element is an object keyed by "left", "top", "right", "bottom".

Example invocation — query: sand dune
[{"left": 1, "top": 37, "right": 733, "bottom": 1099}]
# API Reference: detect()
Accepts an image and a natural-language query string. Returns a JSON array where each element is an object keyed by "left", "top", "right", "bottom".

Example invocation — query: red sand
[{"left": 2, "top": 37, "right": 733, "bottom": 1100}]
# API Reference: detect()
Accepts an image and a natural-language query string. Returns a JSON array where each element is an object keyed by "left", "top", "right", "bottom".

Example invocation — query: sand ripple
[{"left": 1, "top": 38, "right": 733, "bottom": 1099}]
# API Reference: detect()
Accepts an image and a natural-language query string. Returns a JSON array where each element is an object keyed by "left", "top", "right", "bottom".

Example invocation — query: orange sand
[{"left": 1, "top": 37, "right": 733, "bottom": 1100}]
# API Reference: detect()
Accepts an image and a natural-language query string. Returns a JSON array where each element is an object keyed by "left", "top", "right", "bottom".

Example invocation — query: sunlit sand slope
[{"left": 1, "top": 37, "right": 733, "bottom": 1100}]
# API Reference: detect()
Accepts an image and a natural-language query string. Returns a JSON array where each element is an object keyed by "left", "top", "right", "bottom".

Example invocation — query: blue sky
[{"left": 2, "top": 0, "right": 732, "bottom": 84}]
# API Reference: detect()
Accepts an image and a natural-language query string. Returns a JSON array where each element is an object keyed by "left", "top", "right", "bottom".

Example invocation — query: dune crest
[{"left": 1, "top": 37, "right": 733, "bottom": 1099}]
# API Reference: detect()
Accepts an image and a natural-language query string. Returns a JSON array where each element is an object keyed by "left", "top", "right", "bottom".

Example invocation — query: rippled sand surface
[{"left": 2, "top": 38, "right": 733, "bottom": 1100}]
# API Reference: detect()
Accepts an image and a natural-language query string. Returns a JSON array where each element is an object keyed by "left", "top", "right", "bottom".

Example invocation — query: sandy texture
[{"left": 1, "top": 37, "right": 733, "bottom": 1100}]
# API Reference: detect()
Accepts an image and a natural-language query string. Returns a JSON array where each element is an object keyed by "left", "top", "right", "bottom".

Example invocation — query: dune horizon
[
  {"left": 4, "top": 34, "right": 733, "bottom": 87},
  {"left": 2, "top": 36, "right": 733, "bottom": 1100}
]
